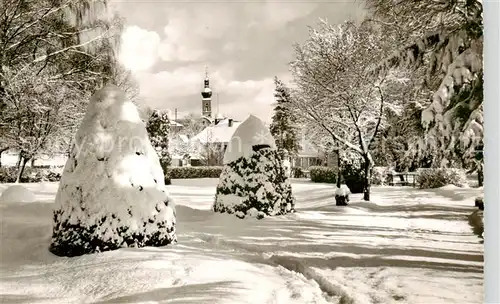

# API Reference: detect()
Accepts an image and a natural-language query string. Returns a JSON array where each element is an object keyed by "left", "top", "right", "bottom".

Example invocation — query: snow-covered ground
[{"left": 0, "top": 179, "right": 483, "bottom": 303}]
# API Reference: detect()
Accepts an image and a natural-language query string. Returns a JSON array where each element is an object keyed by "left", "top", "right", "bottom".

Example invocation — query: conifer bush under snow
[
  {"left": 213, "top": 115, "right": 295, "bottom": 219},
  {"left": 49, "top": 85, "right": 177, "bottom": 257}
]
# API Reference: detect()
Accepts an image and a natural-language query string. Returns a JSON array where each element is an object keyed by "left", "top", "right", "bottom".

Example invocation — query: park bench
[{"left": 387, "top": 171, "right": 417, "bottom": 187}]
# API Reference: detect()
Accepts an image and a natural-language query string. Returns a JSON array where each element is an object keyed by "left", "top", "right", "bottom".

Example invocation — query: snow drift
[
  {"left": 0, "top": 184, "right": 36, "bottom": 203},
  {"left": 49, "top": 84, "right": 176, "bottom": 257},
  {"left": 214, "top": 115, "right": 295, "bottom": 218},
  {"left": 0, "top": 180, "right": 484, "bottom": 303}
]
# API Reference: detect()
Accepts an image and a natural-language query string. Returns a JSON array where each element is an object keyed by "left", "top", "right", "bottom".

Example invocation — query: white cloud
[
  {"left": 248, "top": 3, "right": 317, "bottom": 30},
  {"left": 118, "top": 26, "right": 161, "bottom": 72},
  {"left": 113, "top": 2, "right": 361, "bottom": 124},
  {"left": 133, "top": 66, "right": 276, "bottom": 123},
  {"left": 136, "top": 66, "right": 230, "bottom": 100},
  {"left": 156, "top": 7, "right": 234, "bottom": 62}
]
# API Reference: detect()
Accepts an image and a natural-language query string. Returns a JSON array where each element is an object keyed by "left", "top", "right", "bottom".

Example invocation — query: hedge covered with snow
[
  {"left": 170, "top": 166, "right": 223, "bottom": 179},
  {"left": 0, "top": 165, "right": 224, "bottom": 183},
  {"left": 0, "top": 166, "right": 62, "bottom": 183},
  {"left": 309, "top": 166, "right": 337, "bottom": 184},
  {"left": 308, "top": 165, "right": 364, "bottom": 194},
  {"left": 416, "top": 168, "right": 467, "bottom": 189}
]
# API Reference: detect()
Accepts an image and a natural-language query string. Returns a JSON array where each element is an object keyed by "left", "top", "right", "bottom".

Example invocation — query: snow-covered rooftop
[
  {"left": 191, "top": 119, "right": 242, "bottom": 144},
  {"left": 200, "top": 115, "right": 214, "bottom": 123},
  {"left": 170, "top": 120, "right": 184, "bottom": 127}
]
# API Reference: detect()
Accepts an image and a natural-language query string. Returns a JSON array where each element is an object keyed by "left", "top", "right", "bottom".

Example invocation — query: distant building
[
  {"left": 169, "top": 120, "right": 184, "bottom": 133},
  {"left": 168, "top": 67, "right": 326, "bottom": 170},
  {"left": 191, "top": 118, "right": 240, "bottom": 147},
  {"left": 292, "top": 138, "right": 323, "bottom": 170}
]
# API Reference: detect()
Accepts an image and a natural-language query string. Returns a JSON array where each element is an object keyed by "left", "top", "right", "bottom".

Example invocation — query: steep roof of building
[{"left": 191, "top": 119, "right": 242, "bottom": 144}]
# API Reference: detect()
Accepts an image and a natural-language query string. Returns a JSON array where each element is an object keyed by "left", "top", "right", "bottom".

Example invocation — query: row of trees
[
  {"left": 272, "top": 0, "right": 483, "bottom": 200},
  {"left": 0, "top": 0, "right": 140, "bottom": 181}
]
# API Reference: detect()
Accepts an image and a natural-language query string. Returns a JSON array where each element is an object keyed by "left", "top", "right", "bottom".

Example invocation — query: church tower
[{"left": 201, "top": 66, "right": 212, "bottom": 117}]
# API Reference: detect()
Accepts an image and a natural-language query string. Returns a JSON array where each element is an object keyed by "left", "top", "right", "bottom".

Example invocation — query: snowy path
[{"left": 0, "top": 180, "right": 483, "bottom": 303}]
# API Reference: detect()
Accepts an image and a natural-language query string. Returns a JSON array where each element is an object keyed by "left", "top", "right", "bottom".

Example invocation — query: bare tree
[
  {"left": 193, "top": 129, "right": 224, "bottom": 166},
  {"left": 290, "top": 20, "right": 408, "bottom": 201},
  {"left": 174, "top": 113, "right": 205, "bottom": 138},
  {"left": 0, "top": 0, "right": 123, "bottom": 180}
]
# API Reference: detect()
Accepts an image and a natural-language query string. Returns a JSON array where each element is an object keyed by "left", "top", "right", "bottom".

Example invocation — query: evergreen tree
[
  {"left": 367, "top": 0, "right": 483, "bottom": 176},
  {"left": 146, "top": 110, "right": 172, "bottom": 185},
  {"left": 270, "top": 77, "right": 301, "bottom": 159},
  {"left": 214, "top": 148, "right": 295, "bottom": 218}
]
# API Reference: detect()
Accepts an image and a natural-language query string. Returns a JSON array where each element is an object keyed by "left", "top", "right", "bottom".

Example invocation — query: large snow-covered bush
[
  {"left": 416, "top": 168, "right": 467, "bottom": 189},
  {"left": 49, "top": 85, "right": 177, "bottom": 257},
  {"left": 214, "top": 115, "right": 295, "bottom": 219},
  {"left": 0, "top": 185, "right": 36, "bottom": 203}
]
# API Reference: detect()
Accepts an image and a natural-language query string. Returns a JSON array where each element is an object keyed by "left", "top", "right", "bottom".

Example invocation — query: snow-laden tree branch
[
  {"left": 366, "top": 0, "right": 483, "bottom": 169},
  {"left": 289, "top": 19, "right": 409, "bottom": 201}
]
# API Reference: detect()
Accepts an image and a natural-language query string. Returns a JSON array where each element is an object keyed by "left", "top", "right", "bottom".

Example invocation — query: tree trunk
[
  {"left": 16, "top": 153, "right": 22, "bottom": 168},
  {"left": 336, "top": 149, "right": 341, "bottom": 188},
  {"left": 15, "top": 156, "right": 29, "bottom": 183},
  {"left": 362, "top": 156, "right": 371, "bottom": 201}
]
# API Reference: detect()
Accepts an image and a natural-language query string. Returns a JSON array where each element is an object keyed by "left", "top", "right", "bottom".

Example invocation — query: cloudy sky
[{"left": 110, "top": 0, "right": 366, "bottom": 123}]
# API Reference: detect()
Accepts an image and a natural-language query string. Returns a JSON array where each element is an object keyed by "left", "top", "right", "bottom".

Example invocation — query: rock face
[
  {"left": 49, "top": 85, "right": 177, "bottom": 257},
  {"left": 213, "top": 115, "right": 295, "bottom": 218}
]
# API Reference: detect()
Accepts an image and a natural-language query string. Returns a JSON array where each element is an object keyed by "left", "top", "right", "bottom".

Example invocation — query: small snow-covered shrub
[
  {"left": 474, "top": 196, "right": 484, "bottom": 210},
  {"left": 309, "top": 166, "right": 337, "bottom": 184},
  {"left": 214, "top": 148, "right": 295, "bottom": 218},
  {"left": 342, "top": 163, "right": 364, "bottom": 194},
  {"left": 0, "top": 167, "right": 16, "bottom": 182},
  {"left": 416, "top": 168, "right": 467, "bottom": 189},
  {"left": 371, "top": 166, "right": 392, "bottom": 185},
  {"left": 0, "top": 185, "right": 36, "bottom": 203},
  {"left": 468, "top": 210, "right": 483, "bottom": 240},
  {"left": 169, "top": 166, "right": 223, "bottom": 179},
  {"left": 292, "top": 167, "right": 304, "bottom": 178},
  {"left": 335, "top": 184, "right": 351, "bottom": 206}
]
